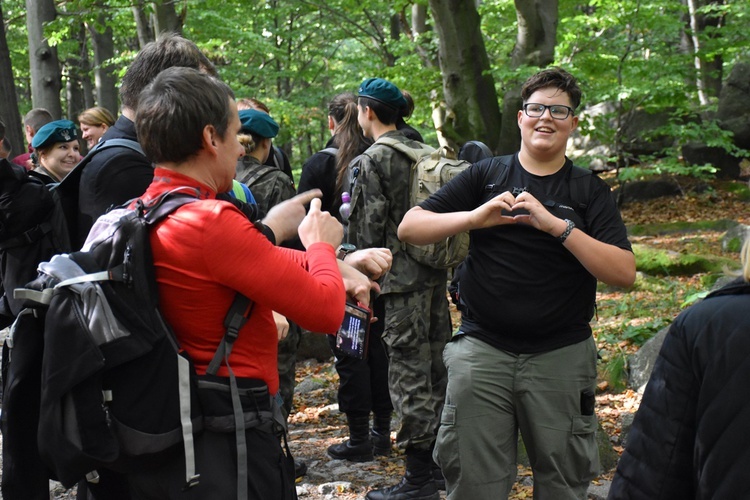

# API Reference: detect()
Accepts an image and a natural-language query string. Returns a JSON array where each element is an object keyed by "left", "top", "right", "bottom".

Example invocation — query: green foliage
[
  {"left": 4, "top": 0, "right": 750, "bottom": 170},
  {"left": 616, "top": 159, "right": 717, "bottom": 182},
  {"left": 600, "top": 348, "right": 628, "bottom": 392}
]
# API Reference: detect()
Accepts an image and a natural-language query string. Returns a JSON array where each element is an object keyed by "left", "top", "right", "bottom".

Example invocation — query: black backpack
[
  {"left": 0, "top": 139, "right": 144, "bottom": 326},
  {"left": 0, "top": 159, "right": 71, "bottom": 325},
  {"left": 8, "top": 191, "right": 266, "bottom": 497}
]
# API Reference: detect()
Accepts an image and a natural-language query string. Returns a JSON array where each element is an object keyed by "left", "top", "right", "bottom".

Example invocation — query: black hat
[
  {"left": 238, "top": 109, "right": 279, "bottom": 138},
  {"left": 358, "top": 78, "right": 407, "bottom": 109},
  {"left": 31, "top": 120, "right": 78, "bottom": 149}
]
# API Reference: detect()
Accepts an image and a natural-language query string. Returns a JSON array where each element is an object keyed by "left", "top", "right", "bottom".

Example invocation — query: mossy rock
[
  {"left": 628, "top": 219, "right": 738, "bottom": 237},
  {"left": 633, "top": 244, "right": 740, "bottom": 276}
]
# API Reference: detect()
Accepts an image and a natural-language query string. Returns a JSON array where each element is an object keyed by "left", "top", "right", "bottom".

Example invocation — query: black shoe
[
  {"left": 371, "top": 429, "right": 391, "bottom": 457},
  {"left": 365, "top": 475, "right": 439, "bottom": 500},
  {"left": 294, "top": 459, "right": 307, "bottom": 479},
  {"left": 431, "top": 466, "right": 445, "bottom": 491},
  {"left": 327, "top": 439, "right": 374, "bottom": 462}
]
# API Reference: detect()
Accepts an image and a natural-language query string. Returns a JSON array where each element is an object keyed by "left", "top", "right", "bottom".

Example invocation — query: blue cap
[
  {"left": 238, "top": 109, "right": 279, "bottom": 138},
  {"left": 31, "top": 120, "right": 78, "bottom": 149},
  {"left": 358, "top": 78, "right": 407, "bottom": 109}
]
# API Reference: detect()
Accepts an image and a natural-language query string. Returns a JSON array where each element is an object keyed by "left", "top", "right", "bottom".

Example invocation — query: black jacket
[
  {"left": 609, "top": 278, "right": 750, "bottom": 499},
  {"left": 76, "top": 116, "right": 152, "bottom": 247}
]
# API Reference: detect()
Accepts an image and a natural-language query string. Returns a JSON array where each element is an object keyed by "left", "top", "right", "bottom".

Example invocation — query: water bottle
[{"left": 339, "top": 191, "right": 351, "bottom": 221}]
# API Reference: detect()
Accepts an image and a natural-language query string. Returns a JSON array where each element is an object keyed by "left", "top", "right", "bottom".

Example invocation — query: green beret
[
  {"left": 358, "top": 78, "right": 407, "bottom": 109},
  {"left": 31, "top": 120, "right": 78, "bottom": 149},
  {"left": 238, "top": 109, "right": 279, "bottom": 139}
]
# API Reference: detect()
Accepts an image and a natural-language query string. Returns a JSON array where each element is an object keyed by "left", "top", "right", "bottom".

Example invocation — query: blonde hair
[
  {"left": 238, "top": 133, "right": 258, "bottom": 155},
  {"left": 78, "top": 106, "right": 115, "bottom": 127}
]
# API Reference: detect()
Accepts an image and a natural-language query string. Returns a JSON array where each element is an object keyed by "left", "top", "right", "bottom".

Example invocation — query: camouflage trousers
[
  {"left": 382, "top": 285, "right": 451, "bottom": 451},
  {"left": 277, "top": 321, "right": 301, "bottom": 418}
]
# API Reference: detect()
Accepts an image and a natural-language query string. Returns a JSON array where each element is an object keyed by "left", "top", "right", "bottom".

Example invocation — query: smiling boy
[{"left": 398, "top": 67, "right": 635, "bottom": 499}]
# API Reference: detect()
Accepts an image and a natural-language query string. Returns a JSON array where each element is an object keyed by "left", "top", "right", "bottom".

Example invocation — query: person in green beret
[
  {"left": 30, "top": 119, "right": 81, "bottom": 183},
  {"left": 347, "top": 77, "right": 451, "bottom": 500},
  {"left": 235, "top": 109, "right": 296, "bottom": 218}
]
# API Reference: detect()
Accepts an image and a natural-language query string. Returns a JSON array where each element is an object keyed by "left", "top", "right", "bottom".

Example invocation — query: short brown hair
[
  {"left": 120, "top": 33, "right": 217, "bottom": 111},
  {"left": 136, "top": 67, "right": 234, "bottom": 164},
  {"left": 521, "top": 67, "right": 582, "bottom": 111},
  {"left": 24, "top": 108, "right": 54, "bottom": 134}
]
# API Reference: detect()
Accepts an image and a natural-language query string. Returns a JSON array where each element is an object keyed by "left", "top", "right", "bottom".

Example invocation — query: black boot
[
  {"left": 431, "top": 464, "right": 445, "bottom": 491},
  {"left": 328, "top": 413, "right": 373, "bottom": 462},
  {"left": 372, "top": 412, "right": 392, "bottom": 457},
  {"left": 365, "top": 449, "right": 439, "bottom": 500},
  {"left": 371, "top": 429, "right": 391, "bottom": 457}
]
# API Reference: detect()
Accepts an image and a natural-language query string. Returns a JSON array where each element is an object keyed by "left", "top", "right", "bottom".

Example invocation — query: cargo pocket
[
  {"left": 434, "top": 403, "right": 460, "bottom": 484},
  {"left": 567, "top": 414, "right": 600, "bottom": 481},
  {"left": 381, "top": 306, "right": 417, "bottom": 352}
]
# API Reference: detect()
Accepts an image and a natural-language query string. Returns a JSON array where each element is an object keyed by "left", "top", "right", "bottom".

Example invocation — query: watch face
[{"left": 340, "top": 243, "right": 356, "bottom": 253}]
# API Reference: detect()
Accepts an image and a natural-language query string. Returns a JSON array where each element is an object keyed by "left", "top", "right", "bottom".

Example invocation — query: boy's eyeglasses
[{"left": 522, "top": 103, "right": 574, "bottom": 120}]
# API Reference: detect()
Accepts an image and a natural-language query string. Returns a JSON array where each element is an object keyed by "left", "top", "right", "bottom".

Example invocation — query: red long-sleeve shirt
[{"left": 141, "top": 168, "right": 345, "bottom": 393}]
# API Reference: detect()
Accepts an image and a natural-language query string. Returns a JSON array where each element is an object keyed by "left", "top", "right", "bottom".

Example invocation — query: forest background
[
  {"left": 3, "top": 2, "right": 750, "bottom": 496},
  {"left": 1, "top": 0, "right": 748, "bottom": 183}
]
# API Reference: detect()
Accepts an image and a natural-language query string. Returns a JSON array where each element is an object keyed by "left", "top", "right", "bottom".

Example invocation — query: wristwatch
[
  {"left": 557, "top": 219, "right": 575, "bottom": 243},
  {"left": 337, "top": 243, "right": 357, "bottom": 260}
]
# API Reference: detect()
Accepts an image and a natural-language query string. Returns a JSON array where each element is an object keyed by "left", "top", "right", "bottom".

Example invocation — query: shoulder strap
[
  {"left": 374, "top": 136, "right": 434, "bottom": 163},
  {"left": 241, "top": 163, "right": 277, "bottom": 187},
  {"left": 484, "top": 155, "right": 514, "bottom": 191},
  {"left": 568, "top": 165, "right": 593, "bottom": 210},
  {"left": 55, "top": 137, "right": 148, "bottom": 202},
  {"left": 320, "top": 147, "right": 339, "bottom": 157},
  {"left": 69, "top": 138, "right": 145, "bottom": 178},
  {"left": 91, "top": 138, "right": 144, "bottom": 157}
]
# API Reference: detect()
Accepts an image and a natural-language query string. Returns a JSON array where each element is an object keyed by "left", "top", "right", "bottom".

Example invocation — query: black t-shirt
[{"left": 420, "top": 154, "right": 632, "bottom": 354}]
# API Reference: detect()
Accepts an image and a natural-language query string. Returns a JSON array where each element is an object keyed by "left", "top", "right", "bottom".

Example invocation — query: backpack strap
[
  {"left": 483, "top": 155, "right": 515, "bottom": 192},
  {"left": 569, "top": 165, "right": 593, "bottom": 211},
  {"left": 59, "top": 137, "right": 146, "bottom": 191},
  {"left": 320, "top": 147, "right": 339, "bottom": 157},
  {"left": 374, "top": 136, "right": 434, "bottom": 163},
  {"left": 206, "top": 294, "right": 255, "bottom": 499},
  {"left": 239, "top": 163, "right": 278, "bottom": 188}
]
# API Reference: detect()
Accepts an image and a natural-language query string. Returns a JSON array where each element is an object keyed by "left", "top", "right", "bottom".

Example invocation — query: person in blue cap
[
  {"left": 30, "top": 119, "right": 81, "bottom": 183},
  {"left": 347, "top": 77, "right": 451, "bottom": 500}
]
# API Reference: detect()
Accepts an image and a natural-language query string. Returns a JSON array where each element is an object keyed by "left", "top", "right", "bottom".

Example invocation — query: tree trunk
[
  {"left": 682, "top": 0, "right": 724, "bottom": 102},
  {"left": 132, "top": 0, "right": 154, "bottom": 48},
  {"left": 25, "top": 0, "right": 62, "bottom": 118},
  {"left": 65, "top": 26, "right": 87, "bottom": 120},
  {"left": 153, "top": 0, "right": 183, "bottom": 35},
  {"left": 75, "top": 24, "right": 95, "bottom": 110},
  {"left": 499, "top": 0, "right": 559, "bottom": 154},
  {"left": 0, "top": 2, "right": 24, "bottom": 156},
  {"left": 87, "top": 15, "right": 119, "bottom": 114},
  {"left": 511, "top": 0, "right": 558, "bottom": 67},
  {"left": 412, "top": 4, "right": 427, "bottom": 34},
  {"left": 428, "top": 0, "right": 502, "bottom": 152}
]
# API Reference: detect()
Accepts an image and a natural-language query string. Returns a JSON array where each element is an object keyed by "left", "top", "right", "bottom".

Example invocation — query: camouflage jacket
[
  {"left": 347, "top": 130, "right": 446, "bottom": 294},
  {"left": 236, "top": 155, "right": 296, "bottom": 217}
]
